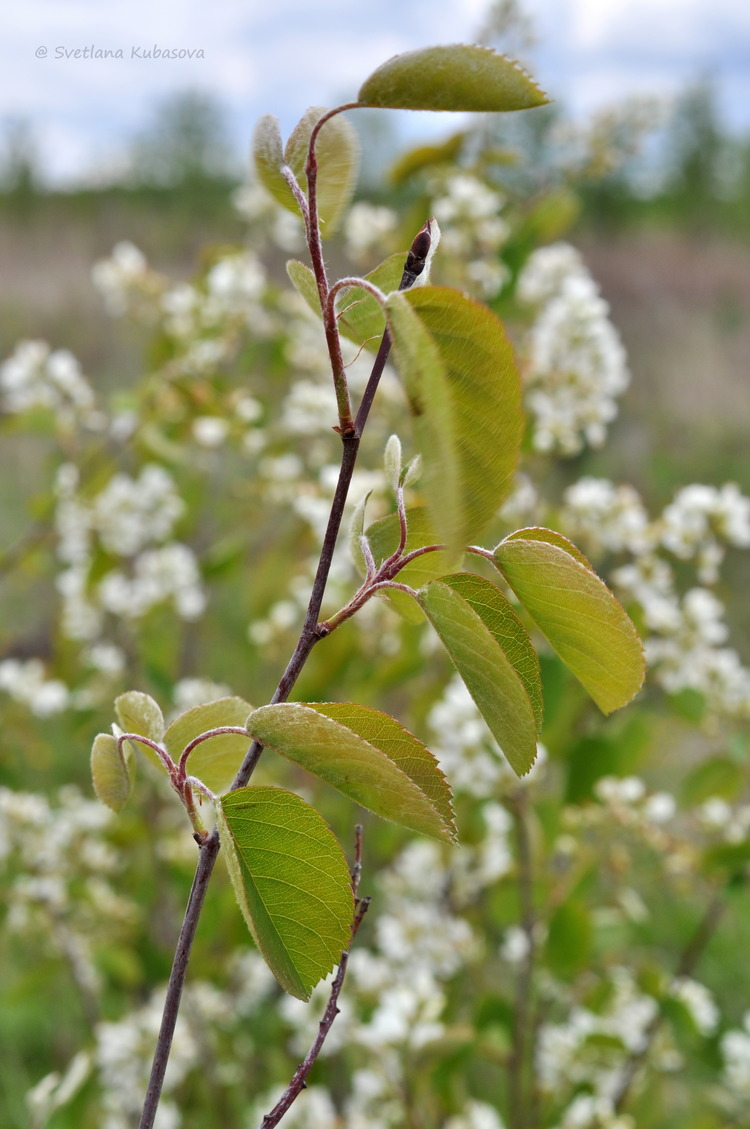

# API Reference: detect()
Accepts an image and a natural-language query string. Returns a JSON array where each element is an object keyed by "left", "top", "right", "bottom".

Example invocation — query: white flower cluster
[
  {"left": 93, "top": 240, "right": 274, "bottom": 377},
  {"left": 517, "top": 243, "right": 629, "bottom": 455},
  {"left": 54, "top": 462, "right": 204, "bottom": 643},
  {"left": 722, "top": 1012, "right": 750, "bottom": 1101},
  {"left": 344, "top": 201, "right": 399, "bottom": 262},
  {"left": 0, "top": 339, "right": 99, "bottom": 429},
  {"left": 233, "top": 180, "right": 305, "bottom": 252},
  {"left": 538, "top": 968, "right": 660, "bottom": 1106},
  {"left": 560, "top": 476, "right": 750, "bottom": 717},
  {"left": 0, "top": 657, "right": 69, "bottom": 716},
  {"left": 426, "top": 172, "right": 510, "bottom": 298},
  {"left": 91, "top": 240, "right": 155, "bottom": 316}
]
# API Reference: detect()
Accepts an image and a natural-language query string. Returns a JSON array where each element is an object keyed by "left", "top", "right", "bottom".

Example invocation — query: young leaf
[
  {"left": 216, "top": 786, "right": 353, "bottom": 1000},
  {"left": 419, "top": 579, "right": 539, "bottom": 776},
  {"left": 91, "top": 733, "right": 134, "bottom": 812},
  {"left": 493, "top": 534, "right": 645, "bottom": 714},
  {"left": 364, "top": 506, "right": 460, "bottom": 623},
  {"left": 252, "top": 113, "right": 293, "bottom": 211},
  {"left": 114, "top": 690, "right": 165, "bottom": 742},
  {"left": 386, "top": 287, "right": 523, "bottom": 555},
  {"left": 287, "top": 254, "right": 403, "bottom": 351},
  {"left": 348, "top": 489, "right": 372, "bottom": 576},
  {"left": 163, "top": 697, "right": 253, "bottom": 793},
  {"left": 437, "top": 572, "right": 543, "bottom": 734},
  {"left": 358, "top": 46, "right": 549, "bottom": 114},
  {"left": 285, "top": 107, "right": 359, "bottom": 236},
  {"left": 286, "top": 259, "right": 322, "bottom": 316},
  {"left": 336, "top": 254, "right": 403, "bottom": 348},
  {"left": 114, "top": 690, "right": 166, "bottom": 773},
  {"left": 384, "top": 434, "right": 402, "bottom": 492},
  {"left": 246, "top": 703, "right": 455, "bottom": 841}
]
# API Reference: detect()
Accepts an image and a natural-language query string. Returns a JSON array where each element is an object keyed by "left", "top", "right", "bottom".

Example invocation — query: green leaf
[
  {"left": 286, "top": 253, "right": 403, "bottom": 352},
  {"left": 418, "top": 580, "right": 539, "bottom": 776},
  {"left": 500, "top": 526, "right": 593, "bottom": 569},
  {"left": 388, "top": 131, "right": 466, "bottom": 185},
  {"left": 336, "top": 254, "right": 404, "bottom": 349},
  {"left": 682, "top": 757, "right": 746, "bottom": 807},
  {"left": 163, "top": 697, "right": 253, "bottom": 794},
  {"left": 114, "top": 690, "right": 166, "bottom": 772},
  {"left": 114, "top": 690, "right": 165, "bottom": 742},
  {"left": 493, "top": 534, "right": 645, "bottom": 714},
  {"left": 285, "top": 107, "right": 359, "bottom": 236},
  {"left": 246, "top": 702, "right": 455, "bottom": 841},
  {"left": 91, "top": 733, "right": 134, "bottom": 812},
  {"left": 386, "top": 287, "right": 523, "bottom": 555},
  {"left": 365, "top": 506, "right": 460, "bottom": 624},
  {"left": 437, "top": 572, "right": 543, "bottom": 734},
  {"left": 358, "top": 46, "right": 549, "bottom": 113},
  {"left": 216, "top": 786, "right": 353, "bottom": 1000},
  {"left": 286, "top": 259, "right": 322, "bottom": 317},
  {"left": 545, "top": 899, "right": 593, "bottom": 979},
  {"left": 252, "top": 113, "right": 291, "bottom": 210}
]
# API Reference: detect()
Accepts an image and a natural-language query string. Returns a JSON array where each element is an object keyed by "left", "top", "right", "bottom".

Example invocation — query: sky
[{"left": 1, "top": 0, "right": 749, "bottom": 184}]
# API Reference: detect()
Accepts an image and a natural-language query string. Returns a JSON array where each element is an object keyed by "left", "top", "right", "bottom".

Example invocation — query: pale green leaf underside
[
  {"left": 364, "top": 506, "right": 461, "bottom": 623},
  {"left": 252, "top": 113, "right": 290, "bottom": 210},
  {"left": 386, "top": 286, "right": 523, "bottom": 555},
  {"left": 285, "top": 106, "right": 360, "bottom": 236},
  {"left": 358, "top": 45, "right": 549, "bottom": 113},
  {"left": 286, "top": 259, "right": 322, "bottom": 317},
  {"left": 163, "top": 697, "right": 253, "bottom": 794},
  {"left": 217, "top": 786, "right": 353, "bottom": 1000},
  {"left": 246, "top": 703, "right": 454, "bottom": 841},
  {"left": 438, "top": 572, "right": 543, "bottom": 734},
  {"left": 115, "top": 690, "right": 165, "bottom": 742},
  {"left": 336, "top": 254, "right": 404, "bottom": 349},
  {"left": 91, "top": 733, "right": 133, "bottom": 812},
  {"left": 114, "top": 690, "right": 165, "bottom": 771},
  {"left": 419, "top": 580, "right": 538, "bottom": 776},
  {"left": 493, "top": 537, "right": 645, "bottom": 714},
  {"left": 286, "top": 254, "right": 403, "bottom": 353}
]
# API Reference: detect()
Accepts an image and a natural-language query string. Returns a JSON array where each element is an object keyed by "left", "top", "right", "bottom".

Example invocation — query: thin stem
[
  {"left": 139, "top": 221, "right": 435, "bottom": 1129},
  {"left": 178, "top": 727, "right": 248, "bottom": 778},
  {"left": 119, "top": 734, "right": 176, "bottom": 778},
  {"left": 326, "top": 276, "right": 387, "bottom": 325},
  {"left": 258, "top": 827, "right": 370, "bottom": 1129}
]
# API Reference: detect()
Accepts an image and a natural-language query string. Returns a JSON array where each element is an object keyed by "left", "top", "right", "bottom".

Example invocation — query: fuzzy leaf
[
  {"left": 419, "top": 579, "right": 539, "bottom": 776},
  {"left": 114, "top": 691, "right": 166, "bottom": 772},
  {"left": 336, "top": 253, "right": 404, "bottom": 348},
  {"left": 493, "top": 535, "right": 645, "bottom": 714},
  {"left": 358, "top": 46, "right": 548, "bottom": 113},
  {"left": 348, "top": 489, "right": 372, "bottom": 576},
  {"left": 252, "top": 114, "right": 291, "bottom": 210},
  {"left": 437, "top": 572, "right": 543, "bottom": 734},
  {"left": 386, "top": 287, "right": 523, "bottom": 555},
  {"left": 246, "top": 703, "right": 455, "bottom": 841},
  {"left": 216, "top": 786, "right": 353, "bottom": 1000},
  {"left": 286, "top": 259, "right": 322, "bottom": 316},
  {"left": 114, "top": 690, "right": 165, "bottom": 742},
  {"left": 164, "top": 697, "right": 253, "bottom": 793},
  {"left": 91, "top": 733, "right": 134, "bottom": 812},
  {"left": 285, "top": 107, "right": 359, "bottom": 236}
]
